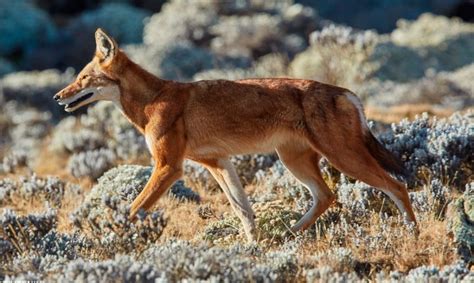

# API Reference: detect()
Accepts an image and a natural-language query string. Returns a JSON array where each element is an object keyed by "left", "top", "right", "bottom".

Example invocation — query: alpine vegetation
[{"left": 1, "top": 1, "right": 473, "bottom": 281}]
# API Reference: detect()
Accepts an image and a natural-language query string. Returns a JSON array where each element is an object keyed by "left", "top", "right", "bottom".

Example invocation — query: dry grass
[
  {"left": 156, "top": 182, "right": 258, "bottom": 242},
  {"left": 356, "top": 216, "right": 453, "bottom": 271},
  {"left": 0, "top": 162, "right": 464, "bottom": 281},
  {"left": 148, "top": 175, "right": 459, "bottom": 278},
  {"left": 365, "top": 104, "right": 474, "bottom": 123},
  {"left": 295, "top": 214, "right": 455, "bottom": 280}
]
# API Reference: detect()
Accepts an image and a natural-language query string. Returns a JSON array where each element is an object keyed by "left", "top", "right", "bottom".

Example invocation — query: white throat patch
[{"left": 98, "top": 85, "right": 123, "bottom": 112}]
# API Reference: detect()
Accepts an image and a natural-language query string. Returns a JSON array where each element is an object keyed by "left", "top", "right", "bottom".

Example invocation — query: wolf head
[{"left": 54, "top": 29, "right": 124, "bottom": 112}]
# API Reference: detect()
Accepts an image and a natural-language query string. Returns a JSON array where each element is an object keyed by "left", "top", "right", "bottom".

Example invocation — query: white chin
[
  {"left": 64, "top": 106, "right": 76, "bottom": 112},
  {"left": 64, "top": 100, "right": 91, "bottom": 112},
  {"left": 63, "top": 91, "right": 96, "bottom": 112}
]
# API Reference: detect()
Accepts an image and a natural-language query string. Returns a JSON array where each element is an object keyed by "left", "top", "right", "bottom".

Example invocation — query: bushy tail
[{"left": 365, "top": 132, "right": 408, "bottom": 179}]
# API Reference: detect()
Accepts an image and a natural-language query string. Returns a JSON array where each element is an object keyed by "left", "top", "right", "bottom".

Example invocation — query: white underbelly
[{"left": 189, "top": 132, "right": 292, "bottom": 157}]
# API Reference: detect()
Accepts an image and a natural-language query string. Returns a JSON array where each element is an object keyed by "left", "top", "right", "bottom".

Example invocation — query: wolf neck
[{"left": 117, "top": 57, "right": 167, "bottom": 133}]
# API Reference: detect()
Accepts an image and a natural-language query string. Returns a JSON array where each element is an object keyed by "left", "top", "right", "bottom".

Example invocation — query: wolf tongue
[{"left": 67, "top": 92, "right": 94, "bottom": 108}]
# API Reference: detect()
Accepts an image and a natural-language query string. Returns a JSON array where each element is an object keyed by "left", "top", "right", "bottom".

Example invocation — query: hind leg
[
  {"left": 196, "top": 158, "right": 256, "bottom": 242},
  {"left": 357, "top": 167, "right": 416, "bottom": 224},
  {"left": 303, "top": 90, "right": 416, "bottom": 225},
  {"left": 276, "top": 143, "right": 336, "bottom": 232},
  {"left": 312, "top": 141, "right": 416, "bottom": 224}
]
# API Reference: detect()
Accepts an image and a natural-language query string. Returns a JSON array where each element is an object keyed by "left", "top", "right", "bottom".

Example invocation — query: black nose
[{"left": 53, "top": 94, "right": 60, "bottom": 101}]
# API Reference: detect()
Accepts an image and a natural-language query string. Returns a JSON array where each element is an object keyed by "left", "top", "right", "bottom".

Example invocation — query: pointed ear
[{"left": 95, "top": 28, "right": 117, "bottom": 63}]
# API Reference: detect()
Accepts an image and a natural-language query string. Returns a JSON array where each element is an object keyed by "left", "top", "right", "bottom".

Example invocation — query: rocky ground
[{"left": 0, "top": 1, "right": 473, "bottom": 281}]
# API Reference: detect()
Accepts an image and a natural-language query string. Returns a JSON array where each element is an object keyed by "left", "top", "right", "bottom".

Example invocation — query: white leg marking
[
  {"left": 292, "top": 179, "right": 321, "bottom": 231},
  {"left": 383, "top": 191, "right": 413, "bottom": 223},
  {"left": 207, "top": 159, "right": 256, "bottom": 241},
  {"left": 276, "top": 149, "right": 331, "bottom": 231},
  {"left": 145, "top": 133, "right": 154, "bottom": 154}
]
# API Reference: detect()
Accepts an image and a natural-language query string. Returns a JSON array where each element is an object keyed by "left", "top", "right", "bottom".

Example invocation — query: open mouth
[{"left": 65, "top": 92, "right": 94, "bottom": 110}]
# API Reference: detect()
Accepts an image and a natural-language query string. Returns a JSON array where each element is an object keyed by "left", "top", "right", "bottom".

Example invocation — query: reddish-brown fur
[{"left": 55, "top": 29, "right": 416, "bottom": 241}]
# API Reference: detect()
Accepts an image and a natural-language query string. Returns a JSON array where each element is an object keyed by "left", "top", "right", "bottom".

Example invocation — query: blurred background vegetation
[
  {"left": 0, "top": 0, "right": 472, "bottom": 76},
  {"left": 1, "top": 0, "right": 473, "bottom": 122}
]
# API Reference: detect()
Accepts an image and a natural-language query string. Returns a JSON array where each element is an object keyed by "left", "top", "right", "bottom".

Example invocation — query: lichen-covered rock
[{"left": 448, "top": 183, "right": 474, "bottom": 263}]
